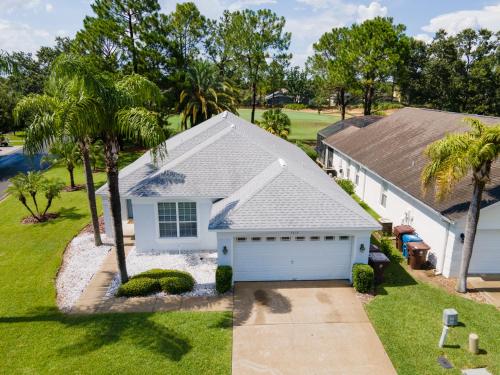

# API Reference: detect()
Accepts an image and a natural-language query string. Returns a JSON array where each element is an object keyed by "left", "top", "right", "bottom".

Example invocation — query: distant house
[
  {"left": 264, "top": 91, "right": 294, "bottom": 106},
  {"left": 318, "top": 108, "right": 500, "bottom": 277},
  {"left": 97, "top": 112, "right": 379, "bottom": 282}
]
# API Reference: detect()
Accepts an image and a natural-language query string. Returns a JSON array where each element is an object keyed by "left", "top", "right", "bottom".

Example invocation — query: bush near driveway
[
  {"left": 216, "top": 266, "right": 232, "bottom": 294},
  {"left": 117, "top": 269, "right": 195, "bottom": 297},
  {"left": 352, "top": 263, "right": 374, "bottom": 293},
  {"left": 336, "top": 178, "right": 355, "bottom": 195}
]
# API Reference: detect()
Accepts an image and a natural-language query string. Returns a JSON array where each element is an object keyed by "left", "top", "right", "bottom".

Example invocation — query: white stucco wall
[{"left": 132, "top": 197, "right": 217, "bottom": 252}]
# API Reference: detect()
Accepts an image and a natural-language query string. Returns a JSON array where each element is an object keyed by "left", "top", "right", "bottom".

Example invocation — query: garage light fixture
[
  {"left": 222, "top": 245, "right": 228, "bottom": 255},
  {"left": 359, "top": 244, "right": 366, "bottom": 253}
]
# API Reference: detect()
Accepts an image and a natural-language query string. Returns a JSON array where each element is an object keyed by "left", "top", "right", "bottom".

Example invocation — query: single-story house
[
  {"left": 97, "top": 111, "right": 379, "bottom": 282},
  {"left": 318, "top": 107, "right": 500, "bottom": 278},
  {"left": 264, "top": 91, "right": 294, "bottom": 106}
]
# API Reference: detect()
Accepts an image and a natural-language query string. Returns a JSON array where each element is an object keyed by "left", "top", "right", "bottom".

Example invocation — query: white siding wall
[
  {"left": 328, "top": 145, "right": 500, "bottom": 277},
  {"left": 133, "top": 198, "right": 217, "bottom": 252},
  {"left": 102, "top": 196, "right": 113, "bottom": 238},
  {"left": 331, "top": 148, "right": 452, "bottom": 274}
]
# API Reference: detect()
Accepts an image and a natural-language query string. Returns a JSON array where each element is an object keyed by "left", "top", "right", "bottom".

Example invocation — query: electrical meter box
[{"left": 443, "top": 308, "right": 458, "bottom": 326}]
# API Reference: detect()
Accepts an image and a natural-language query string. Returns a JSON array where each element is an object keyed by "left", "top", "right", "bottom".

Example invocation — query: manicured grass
[
  {"left": 366, "top": 256, "right": 500, "bottom": 375},
  {"left": 167, "top": 108, "right": 340, "bottom": 142},
  {"left": 4, "top": 131, "right": 26, "bottom": 145},
  {"left": 0, "top": 150, "right": 232, "bottom": 374},
  {"left": 239, "top": 108, "right": 339, "bottom": 141},
  {"left": 351, "top": 194, "right": 381, "bottom": 220}
]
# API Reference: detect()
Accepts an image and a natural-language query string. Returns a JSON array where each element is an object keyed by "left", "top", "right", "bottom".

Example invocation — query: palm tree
[
  {"left": 178, "top": 60, "right": 238, "bottom": 129},
  {"left": 422, "top": 118, "right": 500, "bottom": 293},
  {"left": 14, "top": 80, "right": 104, "bottom": 246},
  {"left": 7, "top": 171, "right": 64, "bottom": 222},
  {"left": 41, "top": 140, "right": 81, "bottom": 190},
  {"left": 257, "top": 108, "right": 291, "bottom": 139},
  {"left": 52, "top": 54, "right": 168, "bottom": 283}
]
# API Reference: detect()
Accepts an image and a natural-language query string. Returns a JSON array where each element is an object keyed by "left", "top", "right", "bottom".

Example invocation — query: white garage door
[
  {"left": 469, "top": 230, "right": 500, "bottom": 274},
  {"left": 233, "top": 234, "right": 352, "bottom": 281}
]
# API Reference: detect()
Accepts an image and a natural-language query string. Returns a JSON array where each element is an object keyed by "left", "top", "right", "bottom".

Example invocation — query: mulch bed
[
  {"left": 80, "top": 216, "right": 105, "bottom": 234},
  {"left": 21, "top": 213, "right": 59, "bottom": 224},
  {"left": 62, "top": 184, "right": 86, "bottom": 192}
]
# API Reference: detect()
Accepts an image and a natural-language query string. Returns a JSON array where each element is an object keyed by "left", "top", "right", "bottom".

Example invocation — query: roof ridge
[
  {"left": 145, "top": 123, "right": 234, "bottom": 180},
  {"left": 288, "top": 166, "right": 379, "bottom": 225},
  {"left": 401, "top": 106, "right": 500, "bottom": 120},
  {"left": 209, "top": 159, "right": 286, "bottom": 228}
]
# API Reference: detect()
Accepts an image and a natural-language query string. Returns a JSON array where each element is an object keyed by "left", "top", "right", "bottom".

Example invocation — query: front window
[{"left": 158, "top": 202, "right": 197, "bottom": 238}]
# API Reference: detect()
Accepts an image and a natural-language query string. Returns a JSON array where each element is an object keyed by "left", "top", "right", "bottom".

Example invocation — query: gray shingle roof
[
  {"left": 323, "top": 108, "right": 500, "bottom": 220},
  {"left": 100, "top": 111, "right": 380, "bottom": 231}
]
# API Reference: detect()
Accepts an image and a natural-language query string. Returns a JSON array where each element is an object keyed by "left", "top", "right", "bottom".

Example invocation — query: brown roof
[{"left": 323, "top": 107, "right": 500, "bottom": 220}]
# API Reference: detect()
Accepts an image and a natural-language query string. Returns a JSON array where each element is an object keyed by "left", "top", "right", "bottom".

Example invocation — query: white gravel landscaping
[
  {"left": 56, "top": 233, "right": 113, "bottom": 311},
  {"left": 106, "top": 248, "right": 218, "bottom": 298}
]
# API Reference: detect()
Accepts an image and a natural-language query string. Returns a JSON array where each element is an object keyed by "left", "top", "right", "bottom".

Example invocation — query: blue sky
[{"left": 1, "top": 0, "right": 499, "bottom": 66}]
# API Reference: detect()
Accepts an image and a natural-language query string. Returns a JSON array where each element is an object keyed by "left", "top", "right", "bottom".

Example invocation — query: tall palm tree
[
  {"left": 52, "top": 54, "right": 168, "bottom": 283},
  {"left": 14, "top": 79, "right": 104, "bottom": 246},
  {"left": 422, "top": 118, "right": 500, "bottom": 293},
  {"left": 41, "top": 140, "right": 81, "bottom": 190},
  {"left": 178, "top": 60, "right": 238, "bottom": 129}
]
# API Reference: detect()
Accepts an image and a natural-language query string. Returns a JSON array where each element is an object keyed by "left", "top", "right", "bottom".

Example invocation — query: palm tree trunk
[
  {"left": 104, "top": 138, "right": 129, "bottom": 283},
  {"left": 456, "top": 179, "right": 484, "bottom": 293},
  {"left": 20, "top": 196, "right": 40, "bottom": 221},
  {"left": 42, "top": 197, "right": 53, "bottom": 216},
  {"left": 80, "top": 141, "right": 102, "bottom": 246},
  {"left": 251, "top": 81, "right": 257, "bottom": 124},
  {"left": 68, "top": 166, "right": 75, "bottom": 189}
]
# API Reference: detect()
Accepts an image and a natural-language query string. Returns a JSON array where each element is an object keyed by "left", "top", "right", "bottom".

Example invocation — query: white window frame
[
  {"left": 354, "top": 164, "right": 360, "bottom": 186},
  {"left": 157, "top": 201, "right": 198, "bottom": 239},
  {"left": 347, "top": 160, "right": 351, "bottom": 179},
  {"left": 380, "top": 182, "right": 388, "bottom": 208}
]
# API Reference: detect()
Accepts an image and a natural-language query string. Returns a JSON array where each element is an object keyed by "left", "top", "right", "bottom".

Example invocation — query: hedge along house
[
  {"left": 318, "top": 107, "right": 500, "bottom": 278},
  {"left": 97, "top": 112, "right": 380, "bottom": 282}
]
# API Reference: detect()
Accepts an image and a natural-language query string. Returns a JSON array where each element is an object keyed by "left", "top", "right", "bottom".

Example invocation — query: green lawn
[
  {"left": 0, "top": 150, "right": 232, "bottom": 374},
  {"left": 167, "top": 108, "right": 339, "bottom": 142},
  {"left": 4, "top": 131, "right": 25, "bottom": 145},
  {"left": 366, "top": 250, "right": 500, "bottom": 375}
]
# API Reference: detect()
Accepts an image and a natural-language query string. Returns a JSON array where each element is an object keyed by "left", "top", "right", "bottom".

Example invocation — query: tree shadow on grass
[
  {"left": 376, "top": 261, "right": 418, "bottom": 295},
  {"left": 0, "top": 307, "right": 192, "bottom": 361}
]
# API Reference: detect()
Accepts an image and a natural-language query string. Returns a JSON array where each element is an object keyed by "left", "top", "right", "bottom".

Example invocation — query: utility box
[{"left": 443, "top": 308, "right": 458, "bottom": 326}]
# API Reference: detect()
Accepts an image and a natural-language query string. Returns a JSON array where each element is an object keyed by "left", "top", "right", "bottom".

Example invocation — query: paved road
[
  {"left": 0, "top": 148, "right": 47, "bottom": 197},
  {"left": 232, "top": 281, "right": 397, "bottom": 375}
]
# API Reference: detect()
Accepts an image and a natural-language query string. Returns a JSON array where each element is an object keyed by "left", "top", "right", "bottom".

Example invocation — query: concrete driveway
[{"left": 233, "top": 281, "right": 396, "bottom": 375}]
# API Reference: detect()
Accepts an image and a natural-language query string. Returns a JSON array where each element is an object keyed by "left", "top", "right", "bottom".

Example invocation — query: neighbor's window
[
  {"left": 346, "top": 161, "right": 351, "bottom": 179},
  {"left": 158, "top": 202, "right": 197, "bottom": 238},
  {"left": 354, "top": 165, "right": 360, "bottom": 186},
  {"left": 295, "top": 236, "right": 305, "bottom": 241},
  {"left": 339, "top": 236, "right": 350, "bottom": 240},
  {"left": 310, "top": 236, "right": 320, "bottom": 241},
  {"left": 324, "top": 236, "right": 335, "bottom": 241},
  {"left": 380, "top": 182, "right": 388, "bottom": 208}
]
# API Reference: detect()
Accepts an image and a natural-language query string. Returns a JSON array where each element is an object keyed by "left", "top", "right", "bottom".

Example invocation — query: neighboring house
[
  {"left": 264, "top": 91, "right": 294, "bottom": 106},
  {"left": 97, "top": 112, "right": 379, "bottom": 282},
  {"left": 318, "top": 107, "right": 500, "bottom": 277}
]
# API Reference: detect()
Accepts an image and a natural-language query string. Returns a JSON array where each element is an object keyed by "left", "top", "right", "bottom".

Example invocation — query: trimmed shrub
[
  {"left": 352, "top": 263, "right": 374, "bottom": 293},
  {"left": 117, "top": 277, "right": 161, "bottom": 297},
  {"left": 117, "top": 269, "right": 195, "bottom": 297},
  {"left": 336, "top": 178, "right": 355, "bottom": 195},
  {"left": 284, "top": 103, "right": 308, "bottom": 110},
  {"left": 159, "top": 276, "right": 195, "bottom": 295},
  {"left": 374, "top": 101, "right": 405, "bottom": 111},
  {"left": 380, "top": 236, "right": 404, "bottom": 262},
  {"left": 216, "top": 265, "right": 232, "bottom": 294}
]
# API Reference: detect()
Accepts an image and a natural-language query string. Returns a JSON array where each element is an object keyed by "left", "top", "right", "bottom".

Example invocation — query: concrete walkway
[
  {"left": 232, "top": 281, "right": 396, "bottom": 375},
  {"left": 71, "top": 235, "right": 232, "bottom": 314},
  {"left": 469, "top": 276, "right": 500, "bottom": 308}
]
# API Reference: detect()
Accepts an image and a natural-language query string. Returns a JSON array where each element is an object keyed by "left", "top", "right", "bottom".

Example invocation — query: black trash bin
[{"left": 368, "top": 252, "right": 391, "bottom": 284}]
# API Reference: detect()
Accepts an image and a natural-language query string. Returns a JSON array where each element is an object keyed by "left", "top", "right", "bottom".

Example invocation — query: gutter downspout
[{"left": 436, "top": 219, "right": 452, "bottom": 276}]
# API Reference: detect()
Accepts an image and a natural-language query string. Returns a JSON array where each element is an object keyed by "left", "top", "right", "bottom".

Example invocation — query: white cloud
[
  {"left": 45, "top": 3, "right": 53, "bottom": 12},
  {"left": 422, "top": 4, "right": 500, "bottom": 35},
  {"left": 228, "top": 0, "right": 277, "bottom": 10},
  {"left": 356, "top": 1, "right": 387, "bottom": 23},
  {"left": 414, "top": 33, "right": 433, "bottom": 43},
  {"left": 0, "top": 19, "right": 53, "bottom": 53},
  {"left": 0, "top": 0, "right": 50, "bottom": 14}
]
